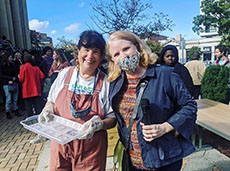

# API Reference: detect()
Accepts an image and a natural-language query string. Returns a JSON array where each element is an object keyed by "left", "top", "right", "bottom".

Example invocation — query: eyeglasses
[{"left": 69, "top": 70, "right": 97, "bottom": 118}]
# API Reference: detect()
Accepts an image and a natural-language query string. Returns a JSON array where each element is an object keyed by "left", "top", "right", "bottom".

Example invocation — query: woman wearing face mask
[
  {"left": 37, "top": 30, "right": 116, "bottom": 170},
  {"left": 107, "top": 31, "right": 197, "bottom": 170}
]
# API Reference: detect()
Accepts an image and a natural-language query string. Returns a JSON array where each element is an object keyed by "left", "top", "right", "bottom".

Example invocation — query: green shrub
[
  {"left": 146, "top": 41, "right": 162, "bottom": 57},
  {"left": 201, "top": 65, "right": 229, "bottom": 103},
  {"left": 187, "top": 46, "right": 202, "bottom": 60}
]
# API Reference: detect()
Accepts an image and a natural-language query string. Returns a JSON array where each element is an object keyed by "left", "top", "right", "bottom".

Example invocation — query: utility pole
[{"left": 180, "top": 39, "right": 185, "bottom": 64}]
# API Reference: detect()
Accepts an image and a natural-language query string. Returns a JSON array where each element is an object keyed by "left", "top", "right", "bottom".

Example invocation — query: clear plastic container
[{"left": 20, "top": 114, "right": 84, "bottom": 145}]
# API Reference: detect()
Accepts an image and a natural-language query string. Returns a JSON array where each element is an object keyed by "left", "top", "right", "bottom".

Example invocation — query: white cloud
[
  {"left": 51, "top": 30, "right": 56, "bottom": 34},
  {"left": 79, "top": 2, "right": 85, "bottom": 7},
  {"left": 64, "top": 23, "right": 81, "bottom": 34},
  {"left": 75, "top": 37, "right": 80, "bottom": 44},
  {"left": 29, "top": 19, "right": 49, "bottom": 31}
]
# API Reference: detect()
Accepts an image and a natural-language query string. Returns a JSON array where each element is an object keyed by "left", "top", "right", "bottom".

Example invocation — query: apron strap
[{"left": 64, "top": 66, "right": 76, "bottom": 85}]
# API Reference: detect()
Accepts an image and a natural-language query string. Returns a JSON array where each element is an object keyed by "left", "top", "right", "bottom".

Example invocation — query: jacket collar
[
  {"left": 109, "top": 71, "right": 125, "bottom": 101},
  {"left": 110, "top": 65, "right": 157, "bottom": 99},
  {"left": 140, "top": 64, "right": 156, "bottom": 79}
]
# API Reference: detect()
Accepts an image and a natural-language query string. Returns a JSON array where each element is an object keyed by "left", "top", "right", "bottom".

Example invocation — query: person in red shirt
[{"left": 19, "top": 54, "right": 45, "bottom": 116}]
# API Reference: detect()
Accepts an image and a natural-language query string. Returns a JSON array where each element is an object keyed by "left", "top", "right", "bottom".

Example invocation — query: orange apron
[{"left": 50, "top": 67, "right": 107, "bottom": 171}]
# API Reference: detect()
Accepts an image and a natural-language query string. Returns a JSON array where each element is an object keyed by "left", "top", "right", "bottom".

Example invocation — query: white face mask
[{"left": 117, "top": 51, "right": 140, "bottom": 72}]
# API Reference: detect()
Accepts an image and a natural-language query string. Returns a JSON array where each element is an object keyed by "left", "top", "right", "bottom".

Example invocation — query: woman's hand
[
  {"left": 140, "top": 122, "right": 174, "bottom": 142},
  {"left": 38, "top": 103, "right": 55, "bottom": 123},
  {"left": 78, "top": 116, "right": 103, "bottom": 139}
]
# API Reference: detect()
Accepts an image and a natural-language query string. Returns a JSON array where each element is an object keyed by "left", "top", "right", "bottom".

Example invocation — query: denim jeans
[{"left": 3, "top": 84, "right": 19, "bottom": 112}]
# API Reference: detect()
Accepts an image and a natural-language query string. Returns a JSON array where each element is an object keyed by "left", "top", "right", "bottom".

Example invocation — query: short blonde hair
[{"left": 106, "top": 31, "right": 158, "bottom": 82}]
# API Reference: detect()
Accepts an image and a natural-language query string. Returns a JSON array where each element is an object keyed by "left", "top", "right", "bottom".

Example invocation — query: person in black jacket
[
  {"left": 0, "top": 51, "right": 22, "bottom": 119},
  {"left": 160, "top": 45, "right": 195, "bottom": 97}
]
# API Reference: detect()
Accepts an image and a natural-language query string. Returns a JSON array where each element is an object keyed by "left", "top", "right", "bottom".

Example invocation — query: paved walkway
[
  {"left": 0, "top": 110, "right": 119, "bottom": 171},
  {"left": 183, "top": 149, "right": 230, "bottom": 171},
  {"left": 36, "top": 142, "right": 230, "bottom": 171},
  {"left": 0, "top": 110, "right": 45, "bottom": 171},
  {"left": 1, "top": 109, "right": 230, "bottom": 171}
]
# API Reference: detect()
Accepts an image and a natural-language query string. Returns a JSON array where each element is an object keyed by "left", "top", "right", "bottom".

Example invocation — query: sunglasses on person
[{"left": 70, "top": 96, "right": 93, "bottom": 118}]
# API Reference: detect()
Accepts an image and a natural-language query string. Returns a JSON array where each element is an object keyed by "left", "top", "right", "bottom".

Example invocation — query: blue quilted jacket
[{"left": 109, "top": 64, "right": 197, "bottom": 168}]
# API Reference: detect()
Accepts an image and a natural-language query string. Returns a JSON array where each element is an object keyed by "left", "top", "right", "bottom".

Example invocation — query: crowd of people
[
  {"left": 0, "top": 30, "right": 229, "bottom": 170},
  {"left": 0, "top": 37, "right": 71, "bottom": 119}
]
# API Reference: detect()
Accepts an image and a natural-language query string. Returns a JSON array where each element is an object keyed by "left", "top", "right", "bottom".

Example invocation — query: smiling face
[
  {"left": 163, "top": 50, "right": 176, "bottom": 66},
  {"left": 77, "top": 47, "right": 101, "bottom": 73},
  {"left": 109, "top": 39, "right": 137, "bottom": 65}
]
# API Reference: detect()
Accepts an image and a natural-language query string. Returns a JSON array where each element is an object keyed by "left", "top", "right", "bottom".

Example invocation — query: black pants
[
  {"left": 193, "top": 85, "right": 201, "bottom": 99},
  {"left": 24, "top": 96, "right": 43, "bottom": 116},
  {"left": 17, "top": 82, "right": 25, "bottom": 110},
  {"left": 224, "top": 87, "right": 230, "bottom": 105},
  {"left": 130, "top": 159, "right": 182, "bottom": 171}
]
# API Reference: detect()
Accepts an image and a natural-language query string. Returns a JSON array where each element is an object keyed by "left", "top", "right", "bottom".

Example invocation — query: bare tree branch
[{"left": 90, "top": 0, "right": 173, "bottom": 34}]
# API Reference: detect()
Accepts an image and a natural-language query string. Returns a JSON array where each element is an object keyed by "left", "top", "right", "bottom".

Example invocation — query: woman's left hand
[
  {"left": 78, "top": 115, "right": 103, "bottom": 139},
  {"left": 140, "top": 122, "right": 173, "bottom": 142}
]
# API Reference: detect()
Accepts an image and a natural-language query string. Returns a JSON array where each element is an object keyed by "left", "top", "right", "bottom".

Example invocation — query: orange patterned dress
[{"left": 114, "top": 76, "right": 149, "bottom": 169}]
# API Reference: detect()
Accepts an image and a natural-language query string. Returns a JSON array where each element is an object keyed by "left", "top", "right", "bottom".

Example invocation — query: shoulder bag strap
[{"left": 125, "top": 80, "right": 148, "bottom": 149}]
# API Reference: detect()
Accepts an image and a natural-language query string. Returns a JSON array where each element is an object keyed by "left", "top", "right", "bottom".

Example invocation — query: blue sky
[{"left": 27, "top": 0, "right": 200, "bottom": 45}]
